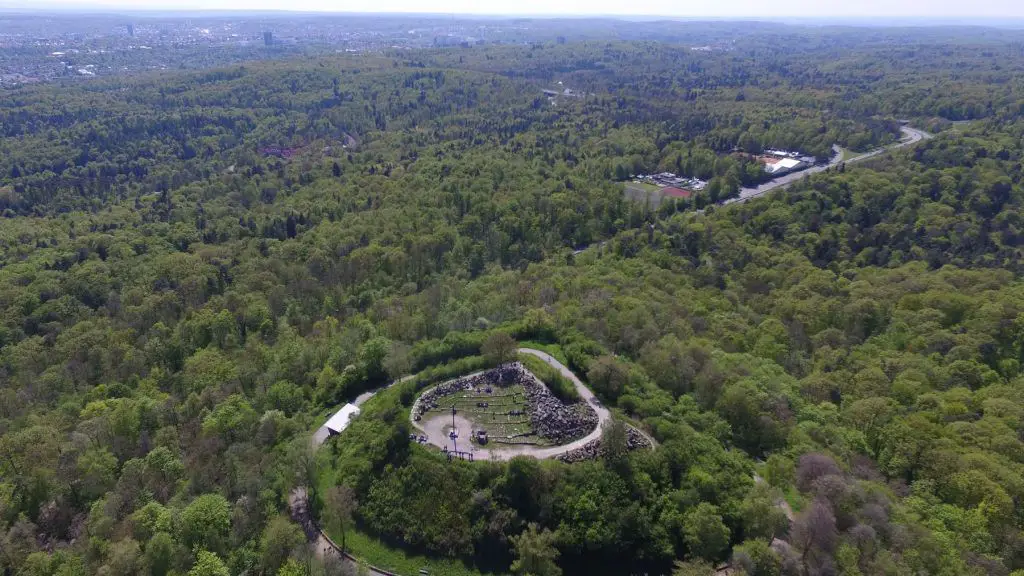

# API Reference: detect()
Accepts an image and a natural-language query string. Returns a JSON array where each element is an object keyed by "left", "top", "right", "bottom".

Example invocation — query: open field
[
  {"left": 339, "top": 529, "right": 493, "bottom": 576},
  {"left": 624, "top": 182, "right": 667, "bottom": 207},
  {"left": 629, "top": 181, "right": 661, "bottom": 192}
]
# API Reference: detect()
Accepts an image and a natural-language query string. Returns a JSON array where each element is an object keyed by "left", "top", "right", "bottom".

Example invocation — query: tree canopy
[{"left": 2, "top": 22, "right": 1024, "bottom": 576}]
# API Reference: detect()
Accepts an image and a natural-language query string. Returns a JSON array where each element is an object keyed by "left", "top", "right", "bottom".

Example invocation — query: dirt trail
[{"left": 289, "top": 487, "right": 393, "bottom": 576}]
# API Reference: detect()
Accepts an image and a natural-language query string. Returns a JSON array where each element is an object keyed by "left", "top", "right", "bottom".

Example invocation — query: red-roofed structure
[{"left": 661, "top": 187, "right": 692, "bottom": 198}]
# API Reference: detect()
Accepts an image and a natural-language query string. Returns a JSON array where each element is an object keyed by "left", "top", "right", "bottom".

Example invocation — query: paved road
[
  {"left": 569, "top": 127, "right": 932, "bottom": 258},
  {"left": 725, "top": 125, "right": 932, "bottom": 206},
  {"left": 410, "top": 348, "right": 612, "bottom": 461}
]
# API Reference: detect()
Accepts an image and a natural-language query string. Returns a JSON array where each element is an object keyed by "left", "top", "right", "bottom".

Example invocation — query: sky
[{"left": 11, "top": 0, "right": 1024, "bottom": 18}]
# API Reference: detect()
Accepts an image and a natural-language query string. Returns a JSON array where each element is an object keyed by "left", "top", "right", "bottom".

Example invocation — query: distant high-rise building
[
  {"left": 264, "top": 31, "right": 273, "bottom": 46},
  {"left": 127, "top": 23, "right": 134, "bottom": 37}
]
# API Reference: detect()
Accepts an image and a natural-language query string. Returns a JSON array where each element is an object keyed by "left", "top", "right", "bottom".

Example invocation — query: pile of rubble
[
  {"left": 521, "top": 373, "right": 597, "bottom": 444},
  {"left": 556, "top": 425, "right": 653, "bottom": 464},
  {"left": 412, "top": 367, "right": 516, "bottom": 419},
  {"left": 556, "top": 438, "right": 601, "bottom": 463}
]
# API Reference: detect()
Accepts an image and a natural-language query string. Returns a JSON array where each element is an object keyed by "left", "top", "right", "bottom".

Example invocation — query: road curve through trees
[
  {"left": 726, "top": 125, "right": 933, "bottom": 206},
  {"left": 410, "top": 348, "right": 612, "bottom": 461},
  {"left": 290, "top": 125, "right": 940, "bottom": 569},
  {"left": 568, "top": 127, "right": 934, "bottom": 259}
]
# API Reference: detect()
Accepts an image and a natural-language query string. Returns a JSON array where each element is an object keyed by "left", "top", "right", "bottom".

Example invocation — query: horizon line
[{"left": 2, "top": 8, "right": 1024, "bottom": 22}]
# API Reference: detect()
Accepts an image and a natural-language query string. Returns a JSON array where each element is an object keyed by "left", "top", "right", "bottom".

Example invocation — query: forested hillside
[{"left": 2, "top": 26, "right": 1024, "bottom": 576}]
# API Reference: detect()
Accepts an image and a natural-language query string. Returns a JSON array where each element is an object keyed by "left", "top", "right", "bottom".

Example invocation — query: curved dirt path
[{"left": 410, "top": 348, "right": 612, "bottom": 461}]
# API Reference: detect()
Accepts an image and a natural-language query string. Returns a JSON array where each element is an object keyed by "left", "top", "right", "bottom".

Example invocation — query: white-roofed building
[
  {"left": 325, "top": 403, "right": 360, "bottom": 434},
  {"left": 765, "top": 158, "right": 803, "bottom": 174},
  {"left": 313, "top": 403, "right": 361, "bottom": 445}
]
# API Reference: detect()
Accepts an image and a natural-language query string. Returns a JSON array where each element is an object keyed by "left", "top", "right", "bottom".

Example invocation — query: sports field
[{"left": 624, "top": 182, "right": 667, "bottom": 207}]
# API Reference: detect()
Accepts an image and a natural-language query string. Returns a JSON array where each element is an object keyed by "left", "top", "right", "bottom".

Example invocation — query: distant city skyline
[{"left": 4, "top": 0, "right": 1024, "bottom": 19}]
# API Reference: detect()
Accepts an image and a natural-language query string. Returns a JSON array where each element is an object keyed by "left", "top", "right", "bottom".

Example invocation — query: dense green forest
[{"left": 2, "top": 26, "right": 1024, "bottom": 576}]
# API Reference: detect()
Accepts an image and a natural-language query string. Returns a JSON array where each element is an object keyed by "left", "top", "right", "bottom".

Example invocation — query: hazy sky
[{"left": 18, "top": 0, "right": 1024, "bottom": 18}]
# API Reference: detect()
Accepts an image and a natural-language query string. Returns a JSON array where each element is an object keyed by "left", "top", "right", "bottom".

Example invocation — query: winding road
[
  {"left": 293, "top": 126, "right": 937, "bottom": 573},
  {"left": 287, "top": 127, "right": 939, "bottom": 576},
  {"left": 411, "top": 348, "right": 612, "bottom": 461},
  {"left": 567, "top": 126, "right": 933, "bottom": 259},
  {"left": 725, "top": 125, "right": 932, "bottom": 206}
]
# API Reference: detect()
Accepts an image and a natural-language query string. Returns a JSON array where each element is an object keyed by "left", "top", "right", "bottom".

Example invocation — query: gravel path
[{"left": 410, "top": 348, "right": 612, "bottom": 461}]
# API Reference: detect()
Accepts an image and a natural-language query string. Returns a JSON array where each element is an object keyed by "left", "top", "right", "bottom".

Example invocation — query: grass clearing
[
  {"left": 839, "top": 147, "right": 859, "bottom": 161},
  {"left": 328, "top": 526, "right": 494, "bottom": 576},
  {"left": 518, "top": 353, "right": 580, "bottom": 404}
]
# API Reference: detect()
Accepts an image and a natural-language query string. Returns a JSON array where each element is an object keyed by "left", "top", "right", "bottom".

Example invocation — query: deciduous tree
[
  {"left": 483, "top": 333, "right": 518, "bottom": 367},
  {"left": 510, "top": 523, "right": 561, "bottom": 576},
  {"left": 325, "top": 485, "right": 359, "bottom": 553}
]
